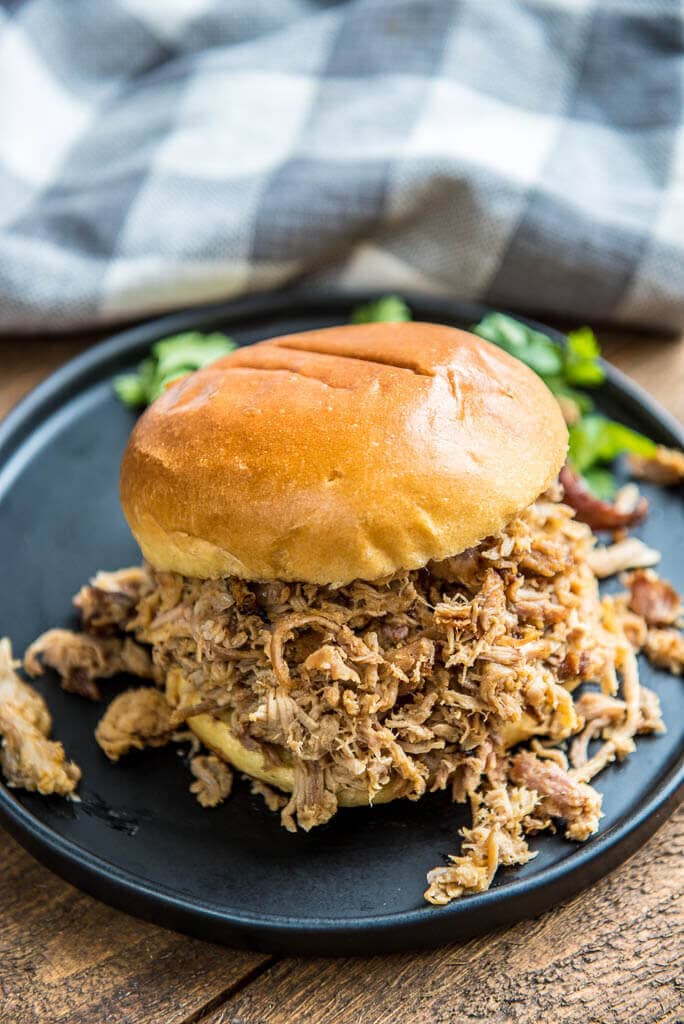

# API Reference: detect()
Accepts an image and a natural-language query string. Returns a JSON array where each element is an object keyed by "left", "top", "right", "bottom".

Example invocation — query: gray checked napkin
[{"left": 0, "top": 0, "right": 683, "bottom": 332}]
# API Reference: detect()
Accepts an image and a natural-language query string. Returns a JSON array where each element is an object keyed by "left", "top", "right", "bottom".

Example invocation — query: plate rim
[{"left": 1, "top": 288, "right": 682, "bottom": 952}]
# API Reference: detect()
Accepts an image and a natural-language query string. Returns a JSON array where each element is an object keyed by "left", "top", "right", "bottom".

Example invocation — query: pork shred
[
  {"left": 25, "top": 629, "right": 158, "bottom": 701},
  {"left": 643, "top": 629, "right": 684, "bottom": 675},
  {"left": 587, "top": 537, "right": 660, "bottom": 579},
  {"left": 20, "top": 494, "right": 683, "bottom": 905},
  {"left": 189, "top": 754, "right": 233, "bottom": 807},
  {"left": 0, "top": 639, "right": 80, "bottom": 796},
  {"left": 559, "top": 465, "right": 648, "bottom": 530},
  {"left": 624, "top": 569, "right": 682, "bottom": 627},
  {"left": 628, "top": 445, "right": 684, "bottom": 486},
  {"left": 95, "top": 687, "right": 174, "bottom": 761}
]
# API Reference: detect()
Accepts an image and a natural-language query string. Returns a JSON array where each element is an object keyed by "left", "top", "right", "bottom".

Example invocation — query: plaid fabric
[{"left": 1, "top": 0, "right": 682, "bottom": 331}]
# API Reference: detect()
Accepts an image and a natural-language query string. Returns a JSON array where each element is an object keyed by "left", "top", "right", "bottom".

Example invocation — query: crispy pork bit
[
  {"left": 643, "top": 629, "right": 684, "bottom": 675},
  {"left": 189, "top": 754, "right": 233, "bottom": 808},
  {"left": 559, "top": 465, "right": 648, "bottom": 530},
  {"left": 625, "top": 569, "right": 682, "bottom": 627},
  {"left": 0, "top": 639, "right": 80, "bottom": 796},
  {"left": 628, "top": 445, "right": 684, "bottom": 486},
  {"left": 95, "top": 688, "right": 174, "bottom": 761},
  {"left": 425, "top": 783, "right": 539, "bottom": 905},
  {"left": 24, "top": 629, "right": 158, "bottom": 700},
  {"left": 75, "top": 566, "right": 154, "bottom": 633},
  {"left": 588, "top": 538, "right": 660, "bottom": 579},
  {"left": 509, "top": 750, "right": 602, "bottom": 841}
]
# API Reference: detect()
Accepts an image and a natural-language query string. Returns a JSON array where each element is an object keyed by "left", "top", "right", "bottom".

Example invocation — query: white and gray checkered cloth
[{"left": 1, "top": 0, "right": 683, "bottom": 332}]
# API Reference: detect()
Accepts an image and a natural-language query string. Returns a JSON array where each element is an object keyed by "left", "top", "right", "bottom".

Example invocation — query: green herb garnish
[
  {"left": 580, "top": 467, "right": 616, "bottom": 501},
  {"left": 563, "top": 326, "right": 605, "bottom": 386},
  {"left": 567, "top": 414, "right": 656, "bottom": 475},
  {"left": 350, "top": 295, "right": 412, "bottom": 324},
  {"left": 472, "top": 313, "right": 565, "bottom": 378},
  {"left": 114, "top": 331, "right": 236, "bottom": 407},
  {"left": 472, "top": 314, "right": 606, "bottom": 391}
]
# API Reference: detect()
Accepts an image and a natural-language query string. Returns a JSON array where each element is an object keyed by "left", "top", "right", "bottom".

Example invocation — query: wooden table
[{"left": 1, "top": 325, "right": 682, "bottom": 1024}]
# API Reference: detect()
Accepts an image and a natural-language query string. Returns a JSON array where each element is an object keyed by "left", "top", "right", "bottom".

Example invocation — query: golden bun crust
[
  {"left": 166, "top": 669, "right": 547, "bottom": 806},
  {"left": 121, "top": 322, "right": 567, "bottom": 585}
]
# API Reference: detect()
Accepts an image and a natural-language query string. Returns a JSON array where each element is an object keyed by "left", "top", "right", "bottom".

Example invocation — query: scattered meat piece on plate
[
  {"left": 628, "top": 445, "right": 684, "bottom": 486},
  {"left": 189, "top": 754, "right": 233, "bottom": 807},
  {"left": 588, "top": 538, "right": 661, "bottom": 579},
  {"left": 24, "top": 629, "right": 157, "bottom": 700},
  {"left": 559, "top": 465, "right": 648, "bottom": 531},
  {"left": 0, "top": 638, "right": 80, "bottom": 796},
  {"left": 95, "top": 688, "right": 174, "bottom": 761},
  {"left": 569, "top": 692, "right": 627, "bottom": 769},
  {"left": 75, "top": 566, "right": 154, "bottom": 633},
  {"left": 248, "top": 776, "right": 288, "bottom": 812},
  {"left": 615, "top": 482, "right": 641, "bottom": 509},
  {"left": 643, "top": 629, "right": 684, "bottom": 675},
  {"left": 573, "top": 691, "right": 626, "bottom": 726},
  {"left": 509, "top": 750, "right": 602, "bottom": 841},
  {"left": 637, "top": 686, "right": 665, "bottom": 734},
  {"left": 624, "top": 569, "right": 682, "bottom": 627},
  {"left": 424, "top": 782, "right": 539, "bottom": 905}
]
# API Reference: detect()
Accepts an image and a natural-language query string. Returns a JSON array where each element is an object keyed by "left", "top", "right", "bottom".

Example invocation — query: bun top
[{"left": 120, "top": 322, "right": 567, "bottom": 585}]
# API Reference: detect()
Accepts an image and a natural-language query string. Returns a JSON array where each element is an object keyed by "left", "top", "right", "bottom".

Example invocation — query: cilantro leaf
[
  {"left": 351, "top": 295, "right": 412, "bottom": 323},
  {"left": 114, "top": 331, "right": 236, "bottom": 408},
  {"left": 564, "top": 327, "right": 605, "bottom": 386},
  {"left": 581, "top": 467, "right": 616, "bottom": 501},
  {"left": 471, "top": 313, "right": 564, "bottom": 377},
  {"left": 472, "top": 315, "right": 607, "bottom": 393},
  {"left": 113, "top": 373, "right": 148, "bottom": 407},
  {"left": 568, "top": 414, "right": 656, "bottom": 474}
]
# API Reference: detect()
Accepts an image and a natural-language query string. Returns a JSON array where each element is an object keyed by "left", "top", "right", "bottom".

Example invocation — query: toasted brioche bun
[
  {"left": 121, "top": 322, "right": 567, "bottom": 586},
  {"left": 166, "top": 668, "right": 576, "bottom": 806}
]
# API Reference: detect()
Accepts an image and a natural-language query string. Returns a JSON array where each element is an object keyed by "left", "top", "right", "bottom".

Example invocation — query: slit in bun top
[{"left": 120, "top": 322, "right": 568, "bottom": 585}]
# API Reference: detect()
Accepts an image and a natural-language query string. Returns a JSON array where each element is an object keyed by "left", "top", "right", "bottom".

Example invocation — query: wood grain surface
[
  {"left": 209, "top": 808, "right": 684, "bottom": 1024},
  {"left": 0, "top": 324, "right": 682, "bottom": 1024}
]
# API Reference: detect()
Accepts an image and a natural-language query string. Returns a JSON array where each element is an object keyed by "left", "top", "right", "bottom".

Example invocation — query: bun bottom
[{"left": 166, "top": 668, "right": 550, "bottom": 807}]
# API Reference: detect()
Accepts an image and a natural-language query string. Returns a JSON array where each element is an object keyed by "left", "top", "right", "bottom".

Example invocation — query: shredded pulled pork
[
  {"left": 509, "top": 750, "right": 602, "bottom": 841},
  {"left": 25, "top": 629, "right": 158, "bottom": 700},
  {"left": 625, "top": 569, "right": 682, "bottom": 627},
  {"left": 21, "top": 492, "right": 683, "bottom": 905},
  {"left": 643, "top": 629, "right": 684, "bottom": 675},
  {"left": 75, "top": 567, "right": 154, "bottom": 634},
  {"left": 588, "top": 537, "right": 660, "bottom": 579},
  {"left": 189, "top": 754, "right": 233, "bottom": 807},
  {"left": 0, "top": 639, "right": 80, "bottom": 796},
  {"left": 425, "top": 781, "right": 538, "bottom": 904},
  {"left": 559, "top": 465, "right": 648, "bottom": 530},
  {"left": 95, "top": 688, "right": 174, "bottom": 761},
  {"left": 628, "top": 445, "right": 684, "bottom": 486}
]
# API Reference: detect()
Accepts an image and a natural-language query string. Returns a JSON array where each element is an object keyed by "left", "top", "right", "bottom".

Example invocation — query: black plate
[{"left": 0, "top": 292, "right": 682, "bottom": 955}]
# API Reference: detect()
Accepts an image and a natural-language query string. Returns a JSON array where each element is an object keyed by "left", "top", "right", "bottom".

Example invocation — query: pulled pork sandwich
[{"left": 8, "top": 323, "right": 682, "bottom": 905}]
